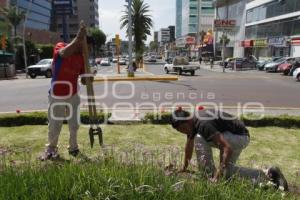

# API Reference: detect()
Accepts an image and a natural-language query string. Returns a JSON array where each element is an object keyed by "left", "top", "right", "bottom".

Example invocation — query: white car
[
  {"left": 112, "top": 58, "right": 118, "bottom": 63},
  {"left": 118, "top": 59, "right": 127, "bottom": 65},
  {"left": 293, "top": 68, "right": 300, "bottom": 81},
  {"left": 164, "top": 56, "right": 200, "bottom": 76},
  {"left": 100, "top": 59, "right": 111, "bottom": 66},
  {"left": 27, "top": 59, "right": 53, "bottom": 79}
]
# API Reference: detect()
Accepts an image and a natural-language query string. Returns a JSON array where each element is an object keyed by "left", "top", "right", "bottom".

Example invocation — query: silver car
[{"left": 27, "top": 59, "right": 53, "bottom": 79}]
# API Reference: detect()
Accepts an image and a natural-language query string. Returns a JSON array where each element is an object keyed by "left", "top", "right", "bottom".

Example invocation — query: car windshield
[
  {"left": 274, "top": 58, "right": 286, "bottom": 63},
  {"left": 37, "top": 59, "right": 51, "bottom": 65}
]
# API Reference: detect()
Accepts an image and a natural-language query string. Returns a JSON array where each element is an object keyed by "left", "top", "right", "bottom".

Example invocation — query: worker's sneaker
[
  {"left": 265, "top": 166, "right": 289, "bottom": 191},
  {"left": 69, "top": 149, "right": 80, "bottom": 157},
  {"left": 38, "top": 148, "right": 60, "bottom": 161}
]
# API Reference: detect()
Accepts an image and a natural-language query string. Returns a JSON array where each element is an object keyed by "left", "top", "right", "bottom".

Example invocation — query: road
[{"left": 0, "top": 63, "right": 299, "bottom": 113}]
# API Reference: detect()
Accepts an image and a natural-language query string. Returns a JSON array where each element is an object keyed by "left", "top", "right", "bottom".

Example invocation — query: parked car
[
  {"left": 256, "top": 57, "right": 282, "bottom": 71},
  {"left": 27, "top": 59, "right": 53, "bottom": 79},
  {"left": 219, "top": 57, "right": 235, "bottom": 68},
  {"left": 278, "top": 57, "right": 300, "bottom": 75},
  {"left": 164, "top": 56, "right": 200, "bottom": 76},
  {"left": 100, "top": 58, "right": 111, "bottom": 66},
  {"left": 227, "top": 57, "right": 256, "bottom": 70},
  {"left": 95, "top": 58, "right": 102, "bottom": 65},
  {"left": 264, "top": 57, "right": 293, "bottom": 72},
  {"left": 118, "top": 59, "right": 127, "bottom": 65},
  {"left": 293, "top": 67, "right": 300, "bottom": 81}
]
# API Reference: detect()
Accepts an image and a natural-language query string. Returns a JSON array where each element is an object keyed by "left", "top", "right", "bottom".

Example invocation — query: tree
[
  {"left": 0, "top": 6, "right": 25, "bottom": 42},
  {"left": 149, "top": 41, "right": 158, "bottom": 52},
  {"left": 219, "top": 34, "right": 230, "bottom": 47},
  {"left": 120, "top": 0, "right": 153, "bottom": 68},
  {"left": 89, "top": 28, "right": 106, "bottom": 57}
]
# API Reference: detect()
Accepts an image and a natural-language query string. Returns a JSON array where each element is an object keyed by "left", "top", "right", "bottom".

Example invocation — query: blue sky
[{"left": 99, "top": 0, "right": 175, "bottom": 44}]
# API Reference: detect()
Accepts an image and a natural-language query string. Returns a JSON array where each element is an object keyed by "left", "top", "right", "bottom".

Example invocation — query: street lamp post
[
  {"left": 23, "top": 0, "right": 33, "bottom": 78},
  {"left": 126, "top": 0, "right": 134, "bottom": 77}
]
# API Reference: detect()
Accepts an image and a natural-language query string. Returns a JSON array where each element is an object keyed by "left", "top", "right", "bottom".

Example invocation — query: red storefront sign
[
  {"left": 186, "top": 36, "right": 195, "bottom": 45},
  {"left": 291, "top": 38, "right": 300, "bottom": 46},
  {"left": 241, "top": 40, "right": 253, "bottom": 48}
]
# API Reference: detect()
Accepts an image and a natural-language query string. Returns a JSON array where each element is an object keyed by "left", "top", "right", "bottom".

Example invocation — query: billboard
[{"left": 214, "top": 19, "right": 237, "bottom": 31}]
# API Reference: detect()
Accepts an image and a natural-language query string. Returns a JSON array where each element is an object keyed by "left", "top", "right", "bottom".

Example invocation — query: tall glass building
[
  {"left": 176, "top": 0, "right": 182, "bottom": 38},
  {"left": 180, "top": 0, "right": 214, "bottom": 37},
  {"left": 10, "top": 0, "right": 52, "bottom": 30}
]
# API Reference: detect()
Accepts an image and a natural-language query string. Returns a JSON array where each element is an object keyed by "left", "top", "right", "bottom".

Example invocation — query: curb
[{"left": 94, "top": 75, "right": 178, "bottom": 82}]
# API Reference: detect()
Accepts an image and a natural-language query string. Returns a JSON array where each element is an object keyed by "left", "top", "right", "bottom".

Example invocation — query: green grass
[{"left": 0, "top": 125, "right": 300, "bottom": 199}]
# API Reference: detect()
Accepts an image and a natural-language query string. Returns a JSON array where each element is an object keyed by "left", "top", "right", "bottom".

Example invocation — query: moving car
[
  {"left": 118, "top": 59, "right": 127, "bottom": 65},
  {"left": 293, "top": 67, "right": 300, "bottom": 81},
  {"left": 227, "top": 57, "right": 257, "bottom": 70},
  {"left": 164, "top": 56, "right": 200, "bottom": 76},
  {"left": 27, "top": 59, "right": 53, "bottom": 79},
  {"left": 146, "top": 56, "right": 157, "bottom": 63},
  {"left": 100, "top": 58, "right": 111, "bottom": 66},
  {"left": 264, "top": 57, "right": 292, "bottom": 72}
]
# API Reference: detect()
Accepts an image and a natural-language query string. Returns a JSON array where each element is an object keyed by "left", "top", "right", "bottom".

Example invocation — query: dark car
[{"left": 228, "top": 57, "right": 257, "bottom": 70}]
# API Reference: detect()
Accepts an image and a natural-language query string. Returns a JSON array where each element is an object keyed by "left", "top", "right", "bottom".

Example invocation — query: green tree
[
  {"left": 120, "top": 0, "right": 153, "bottom": 68},
  {"left": 219, "top": 34, "right": 230, "bottom": 47},
  {"left": 0, "top": 6, "right": 25, "bottom": 43},
  {"left": 89, "top": 28, "right": 106, "bottom": 56},
  {"left": 149, "top": 41, "right": 158, "bottom": 52}
]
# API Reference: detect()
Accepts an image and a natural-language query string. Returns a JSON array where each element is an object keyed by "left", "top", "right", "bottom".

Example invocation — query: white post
[
  {"left": 126, "top": 0, "right": 134, "bottom": 77},
  {"left": 23, "top": 0, "right": 33, "bottom": 78}
]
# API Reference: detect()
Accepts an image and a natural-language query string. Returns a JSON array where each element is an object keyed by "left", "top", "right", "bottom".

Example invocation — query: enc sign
[{"left": 214, "top": 19, "right": 237, "bottom": 31}]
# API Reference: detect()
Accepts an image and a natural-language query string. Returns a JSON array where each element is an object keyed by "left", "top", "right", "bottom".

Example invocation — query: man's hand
[
  {"left": 76, "top": 21, "right": 87, "bottom": 41},
  {"left": 81, "top": 77, "right": 94, "bottom": 85},
  {"left": 209, "top": 168, "right": 224, "bottom": 183}
]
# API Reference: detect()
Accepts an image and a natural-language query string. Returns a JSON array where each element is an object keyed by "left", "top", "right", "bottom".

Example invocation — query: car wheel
[
  {"left": 190, "top": 70, "right": 195, "bottom": 76},
  {"left": 297, "top": 74, "right": 300, "bottom": 82},
  {"left": 177, "top": 68, "right": 182, "bottom": 75},
  {"left": 283, "top": 69, "right": 289, "bottom": 76},
  {"left": 29, "top": 73, "right": 37, "bottom": 79},
  {"left": 164, "top": 67, "right": 169, "bottom": 74},
  {"left": 45, "top": 70, "right": 52, "bottom": 78}
]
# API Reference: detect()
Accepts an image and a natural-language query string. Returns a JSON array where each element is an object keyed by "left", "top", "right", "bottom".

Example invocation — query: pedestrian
[
  {"left": 39, "top": 22, "right": 94, "bottom": 161},
  {"left": 170, "top": 107, "right": 289, "bottom": 191},
  {"left": 199, "top": 57, "right": 202, "bottom": 64}
]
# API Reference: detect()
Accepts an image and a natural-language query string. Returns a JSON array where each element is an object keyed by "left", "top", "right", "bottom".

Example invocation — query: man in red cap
[{"left": 39, "top": 22, "right": 93, "bottom": 160}]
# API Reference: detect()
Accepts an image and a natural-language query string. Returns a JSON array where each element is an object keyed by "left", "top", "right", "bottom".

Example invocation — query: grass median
[{"left": 0, "top": 125, "right": 299, "bottom": 199}]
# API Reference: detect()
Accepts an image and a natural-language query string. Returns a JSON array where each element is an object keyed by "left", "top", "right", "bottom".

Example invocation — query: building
[
  {"left": 8, "top": 0, "right": 60, "bottom": 44},
  {"left": 245, "top": 0, "right": 300, "bottom": 58},
  {"left": 168, "top": 25, "right": 175, "bottom": 42},
  {"left": 214, "top": 0, "right": 248, "bottom": 58},
  {"left": 176, "top": 0, "right": 182, "bottom": 38},
  {"left": 154, "top": 31, "right": 158, "bottom": 43},
  {"left": 181, "top": 0, "right": 214, "bottom": 36},
  {"left": 55, "top": 0, "right": 99, "bottom": 41},
  {"left": 10, "top": 0, "right": 52, "bottom": 30},
  {"left": 158, "top": 28, "right": 170, "bottom": 46}
]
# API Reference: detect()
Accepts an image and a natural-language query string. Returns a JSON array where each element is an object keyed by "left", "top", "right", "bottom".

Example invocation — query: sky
[{"left": 98, "top": 0, "right": 175, "bottom": 44}]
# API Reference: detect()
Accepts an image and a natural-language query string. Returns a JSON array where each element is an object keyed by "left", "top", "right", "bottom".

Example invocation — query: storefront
[
  {"left": 253, "top": 39, "right": 268, "bottom": 58},
  {"left": 241, "top": 40, "right": 253, "bottom": 57},
  {"left": 268, "top": 37, "right": 290, "bottom": 57},
  {"left": 291, "top": 37, "right": 300, "bottom": 57}
]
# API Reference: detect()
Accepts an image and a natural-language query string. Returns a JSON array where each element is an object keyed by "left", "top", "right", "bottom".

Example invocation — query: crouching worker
[
  {"left": 39, "top": 22, "right": 94, "bottom": 161},
  {"left": 171, "top": 107, "right": 289, "bottom": 191}
]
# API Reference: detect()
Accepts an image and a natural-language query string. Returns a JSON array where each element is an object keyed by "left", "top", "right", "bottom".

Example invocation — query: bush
[
  {"left": 0, "top": 112, "right": 110, "bottom": 127},
  {"left": 143, "top": 112, "right": 300, "bottom": 128},
  {"left": 38, "top": 44, "right": 54, "bottom": 59}
]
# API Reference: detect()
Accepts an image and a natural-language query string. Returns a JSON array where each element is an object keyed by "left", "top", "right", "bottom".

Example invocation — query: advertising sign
[{"left": 214, "top": 19, "right": 237, "bottom": 31}]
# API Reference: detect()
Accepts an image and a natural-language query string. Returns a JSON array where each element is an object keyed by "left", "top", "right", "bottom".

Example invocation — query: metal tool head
[{"left": 89, "top": 127, "right": 103, "bottom": 148}]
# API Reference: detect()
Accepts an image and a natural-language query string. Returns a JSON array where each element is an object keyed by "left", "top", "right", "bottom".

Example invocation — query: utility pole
[
  {"left": 196, "top": 0, "right": 202, "bottom": 59},
  {"left": 126, "top": 0, "right": 134, "bottom": 77},
  {"left": 23, "top": 0, "right": 33, "bottom": 78}
]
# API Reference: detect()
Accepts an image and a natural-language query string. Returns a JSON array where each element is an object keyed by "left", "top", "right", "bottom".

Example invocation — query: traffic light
[
  {"left": 1, "top": 34, "right": 7, "bottom": 50},
  {"left": 115, "top": 34, "right": 121, "bottom": 47}
]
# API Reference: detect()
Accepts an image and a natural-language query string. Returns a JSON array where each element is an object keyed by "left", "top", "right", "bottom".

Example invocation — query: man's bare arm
[
  {"left": 211, "top": 133, "right": 232, "bottom": 180},
  {"left": 182, "top": 138, "right": 194, "bottom": 171}
]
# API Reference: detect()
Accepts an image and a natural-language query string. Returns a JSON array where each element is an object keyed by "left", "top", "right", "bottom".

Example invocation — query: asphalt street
[{"left": 0, "top": 63, "right": 300, "bottom": 113}]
